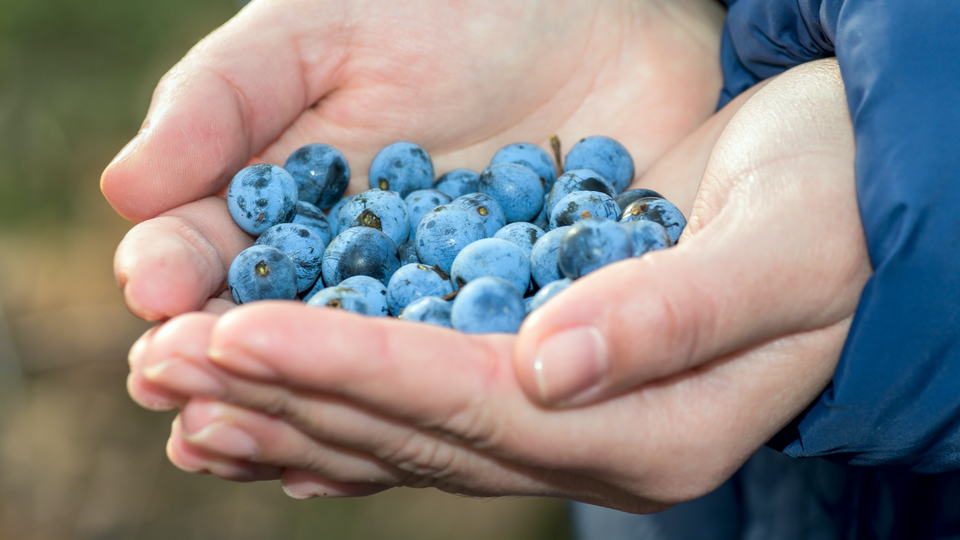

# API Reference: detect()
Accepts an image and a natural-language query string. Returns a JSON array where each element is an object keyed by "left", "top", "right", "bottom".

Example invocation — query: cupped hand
[
  {"left": 105, "top": 0, "right": 724, "bottom": 322},
  {"left": 128, "top": 59, "right": 870, "bottom": 511}
]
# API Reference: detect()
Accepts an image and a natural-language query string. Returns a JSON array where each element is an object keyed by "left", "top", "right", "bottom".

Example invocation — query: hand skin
[
  {"left": 127, "top": 59, "right": 871, "bottom": 512},
  {"left": 105, "top": 0, "right": 724, "bottom": 321}
]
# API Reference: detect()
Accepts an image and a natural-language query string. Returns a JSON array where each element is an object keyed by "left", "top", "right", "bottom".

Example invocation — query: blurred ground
[{"left": 0, "top": 1, "right": 573, "bottom": 538}]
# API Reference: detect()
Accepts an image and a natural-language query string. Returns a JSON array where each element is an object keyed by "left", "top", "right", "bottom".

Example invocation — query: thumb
[
  {"left": 515, "top": 61, "right": 869, "bottom": 407},
  {"left": 100, "top": 0, "right": 345, "bottom": 222}
]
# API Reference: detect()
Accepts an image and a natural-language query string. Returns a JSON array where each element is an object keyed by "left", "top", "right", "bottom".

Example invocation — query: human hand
[
  {"left": 104, "top": 0, "right": 724, "bottom": 318},
  {"left": 128, "top": 59, "right": 869, "bottom": 511}
]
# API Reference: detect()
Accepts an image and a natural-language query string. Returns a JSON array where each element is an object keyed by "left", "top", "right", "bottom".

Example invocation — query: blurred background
[{"left": 0, "top": 1, "right": 572, "bottom": 538}]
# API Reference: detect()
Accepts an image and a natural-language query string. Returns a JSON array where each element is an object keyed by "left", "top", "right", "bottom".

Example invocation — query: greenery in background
[{"left": 0, "top": 0, "right": 236, "bottom": 229}]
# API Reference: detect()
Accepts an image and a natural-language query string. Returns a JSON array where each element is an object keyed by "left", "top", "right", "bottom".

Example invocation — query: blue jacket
[{"left": 719, "top": 0, "right": 960, "bottom": 473}]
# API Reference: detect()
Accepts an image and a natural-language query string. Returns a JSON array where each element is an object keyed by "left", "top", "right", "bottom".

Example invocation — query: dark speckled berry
[
  {"left": 548, "top": 191, "right": 620, "bottom": 229},
  {"left": 321, "top": 227, "right": 400, "bottom": 286},
  {"left": 450, "top": 193, "right": 507, "bottom": 238},
  {"left": 545, "top": 169, "right": 616, "bottom": 219},
  {"left": 386, "top": 263, "right": 454, "bottom": 316},
  {"left": 327, "top": 195, "right": 355, "bottom": 237},
  {"left": 336, "top": 275, "right": 389, "bottom": 316},
  {"left": 615, "top": 188, "right": 664, "bottom": 211},
  {"left": 255, "top": 223, "right": 325, "bottom": 293},
  {"left": 283, "top": 143, "right": 350, "bottom": 209},
  {"left": 527, "top": 278, "right": 573, "bottom": 312},
  {"left": 399, "top": 296, "right": 453, "bottom": 328},
  {"left": 292, "top": 201, "right": 333, "bottom": 247},
  {"left": 563, "top": 136, "right": 635, "bottom": 193},
  {"left": 398, "top": 239, "right": 420, "bottom": 265},
  {"left": 306, "top": 286, "right": 372, "bottom": 315},
  {"left": 451, "top": 238, "right": 530, "bottom": 293},
  {"left": 493, "top": 222, "right": 545, "bottom": 258},
  {"left": 337, "top": 189, "right": 410, "bottom": 246},
  {"left": 414, "top": 205, "right": 487, "bottom": 273},
  {"left": 529, "top": 226, "right": 571, "bottom": 288},
  {"left": 228, "top": 245, "right": 299, "bottom": 304},
  {"left": 478, "top": 163, "right": 544, "bottom": 223},
  {"left": 622, "top": 220, "right": 672, "bottom": 257},
  {"left": 227, "top": 164, "right": 298, "bottom": 236},
  {"left": 557, "top": 218, "right": 632, "bottom": 279},
  {"left": 490, "top": 142, "right": 558, "bottom": 192},
  {"left": 368, "top": 142, "right": 434, "bottom": 198},
  {"left": 405, "top": 189, "right": 452, "bottom": 229},
  {"left": 450, "top": 276, "right": 525, "bottom": 334},
  {"left": 620, "top": 197, "right": 687, "bottom": 244},
  {"left": 434, "top": 169, "right": 480, "bottom": 199}
]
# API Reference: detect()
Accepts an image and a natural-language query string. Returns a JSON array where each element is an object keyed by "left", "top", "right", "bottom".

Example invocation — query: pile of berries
[{"left": 226, "top": 136, "right": 686, "bottom": 334}]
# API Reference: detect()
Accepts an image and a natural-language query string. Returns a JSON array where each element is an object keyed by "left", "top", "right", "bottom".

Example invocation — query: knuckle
[{"left": 378, "top": 432, "right": 458, "bottom": 486}]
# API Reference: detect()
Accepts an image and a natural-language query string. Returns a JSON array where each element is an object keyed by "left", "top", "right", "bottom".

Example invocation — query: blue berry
[
  {"left": 545, "top": 169, "right": 616, "bottom": 219},
  {"left": 335, "top": 275, "right": 389, "bottom": 316},
  {"left": 434, "top": 169, "right": 480, "bottom": 199},
  {"left": 531, "top": 195, "right": 550, "bottom": 230},
  {"left": 620, "top": 197, "right": 687, "bottom": 244},
  {"left": 255, "top": 223, "right": 325, "bottom": 293},
  {"left": 386, "top": 263, "right": 454, "bottom": 316},
  {"left": 415, "top": 205, "right": 487, "bottom": 273},
  {"left": 398, "top": 239, "right": 420, "bottom": 265},
  {"left": 478, "top": 163, "right": 544, "bottom": 223},
  {"left": 283, "top": 143, "right": 350, "bottom": 209},
  {"left": 490, "top": 142, "right": 557, "bottom": 192},
  {"left": 527, "top": 278, "right": 573, "bottom": 312},
  {"left": 327, "top": 194, "right": 356, "bottom": 237},
  {"left": 548, "top": 191, "right": 620, "bottom": 229},
  {"left": 451, "top": 238, "right": 530, "bottom": 293},
  {"left": 563, "top": 136, "right": 635, "bottom": 194},
  {"left": 615, "top": 188, "right": 664, "bottom": 211},
  {"left": 404, "top": 189, "right": 452, "bottom": 230},
  {"left": 529, "top": 226, "right": 571, "bottom": 288},
  {"left": 622, "top": 220, "right": 672, "bottom": 257},
  {"left": 493, "top": 222, "right": 545, "bottom": 258},
  {"left": 557, "top": 218, "right": 632, "bottom": 279},
  {"left": 306, "top": 286, "right": 373, "bottom": 315},
  {"left": 451, "top": 277, "right": 525, "bottom": 334},
  {"left": 337, "top": 189, "right": 410, "bottom": 246},
  {"left": 321, "top": 227, "right": 400, "bottom": 286},
  {"left": 292, "top": 201, "right": 333, "bottom": 247},
  {"left": 449, "top": 193, "right": 507, "bottom": 238},
  {"left": 227, "top": 164, "right": 298, "bottom": 236},
  {"left": 228, "top": 245, "right": 299, "bottom": 304},
  {"left": 368, "top": 142, "right": 434, "bottom": 197},
  {"left": 399, "top": 296, "right": 453, "bottom": 328}
]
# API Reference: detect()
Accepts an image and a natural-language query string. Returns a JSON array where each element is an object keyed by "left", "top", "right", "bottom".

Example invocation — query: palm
[
  {"left": 104, "top": 0, "right": 723, "bottom": 321},
  {"left": 256, "top": 0, "right": 723, "bottom": 191}
]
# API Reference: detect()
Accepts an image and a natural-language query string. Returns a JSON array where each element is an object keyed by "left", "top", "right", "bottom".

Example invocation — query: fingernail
[
  {"left": 208, "top": 345, "right": 281, "bottom": 381},
  {"left": 108, "top": 131, "right": 145, "bottom": 168},
  {"left": 282, "top": 480, "right": 322, "bottom": 500},
  {"left": 143, "top": 359, "right": 224, "bottom": 396},
  {"left": 187, "top": 422, "right": 259, "bottom": 461},
  {"left": 533, "top": 327, "right": 608, "bottom": 405},
  {"left": 128, "top": 336, "right": 149, "bottom": 368}
]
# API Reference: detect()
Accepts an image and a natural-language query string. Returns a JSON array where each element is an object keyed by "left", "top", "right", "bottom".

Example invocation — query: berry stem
[{"left": 550, "top": 135, "right": 563, "bottom": 178}]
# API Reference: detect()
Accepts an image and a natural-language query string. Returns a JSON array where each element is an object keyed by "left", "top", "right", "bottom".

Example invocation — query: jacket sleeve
[{"left": 718, "top": 0, "right": 960, "bottom": 473}]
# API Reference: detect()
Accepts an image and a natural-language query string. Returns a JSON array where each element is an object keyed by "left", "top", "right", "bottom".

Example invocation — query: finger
[
  {"left": 515, "top": 60, "right": 870, "bottom": 406},
  {"left": 207, "top": 303, "right": 512, "bottom": 434},
  {"left": 100, "top": 0, "right": 347, "bottom": 222},
  {"left": 127, "top": 327, "right": 183, "bottom": 411},
  {"left": 179, "top": 398, "right": 402, "bottom": 485},
  {"left": 130, "top": 312, "right": 220, "bottom": 411},
  {"left": 114, "top": 197, "right": 249, "bottom": 321},
  {"left": 281, "top": 469, "right": 390, "bottom": 500},
  {"left": 166, "top": 414, "right": 283, "bottom": 482}
]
